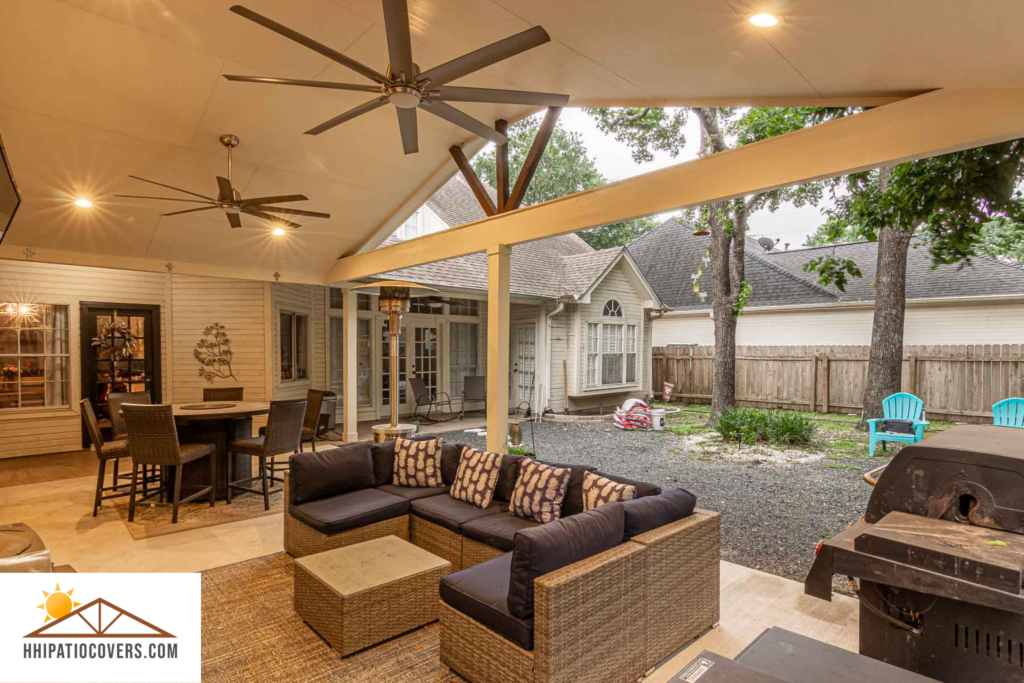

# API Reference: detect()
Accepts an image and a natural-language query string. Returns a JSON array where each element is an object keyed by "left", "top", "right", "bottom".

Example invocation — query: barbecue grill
[{"left": 805, "top": 424, "right": 1024, "bottom": 682}]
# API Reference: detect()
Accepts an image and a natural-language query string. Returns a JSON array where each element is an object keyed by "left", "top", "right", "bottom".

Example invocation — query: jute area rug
[
  {"left": 201, "top": 553, "right": 466, "bottom": 683},
  {"left": 115, "top": 489, "right": 283, "bottom": 540}
]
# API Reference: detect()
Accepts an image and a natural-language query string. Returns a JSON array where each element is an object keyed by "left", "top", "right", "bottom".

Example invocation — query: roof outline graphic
[{"left": 25, "top": 597, "right": 175, "bottom": 638}]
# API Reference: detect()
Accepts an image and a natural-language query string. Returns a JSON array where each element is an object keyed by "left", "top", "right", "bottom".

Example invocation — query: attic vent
[{"left": 603, "top": 300, "right": 623, "bottom": 317}]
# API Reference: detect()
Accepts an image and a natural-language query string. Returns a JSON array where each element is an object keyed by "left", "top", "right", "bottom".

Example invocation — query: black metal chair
[
  {"left": 107, "top": 391, "right": 159, "bottom": 496},
  {"left": 203, "top": 386, "right": 244, "bottom": 401},
  {"left": 460, "top": 375, "right": 487, "bottom": 419},
  {"left": 227, "top": 398, "right": 306, "bottom": 511},
  {"left": 81, "top": 399, "right": 131, "bottom": 517},
  {"left": 410, "top": 376, "right": 456, "bottom": 423}
]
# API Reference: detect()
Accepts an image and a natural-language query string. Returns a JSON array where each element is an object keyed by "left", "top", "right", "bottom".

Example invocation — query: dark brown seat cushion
[
  {"left": 462, "top": 513, "right": 539, "bottom": 552},
  {"left": 440, "top": 553, "right": 534, "bottom": 650},
  {"left": 289, "top": 443, "right": 375, "bottom": 506},
  {"left": 289, "top": 488, "right": 409, "bottom": 536},
  {"left": 532, "top": 460, "right": 596, "bottom": 517},
  {"left": 409, "top": 495, "right": 508, "bottom": 533},
  {"left": 376, "top": 484, "right": 450, "bottom": 501},
  {"left": 591, "top": 471, "right": 663, "bottom": 499},
  {"left": 621, "top": 488, "right": 697, "bottom": 540},
  {"left": 507, "top": 502, "right": 625, "bottom": 620},
  {"left": 494, "top": 453, "right": 526, "bottom": 502},
  {"left": 371, "top": 438, "right": 464, "bottom": 487}
]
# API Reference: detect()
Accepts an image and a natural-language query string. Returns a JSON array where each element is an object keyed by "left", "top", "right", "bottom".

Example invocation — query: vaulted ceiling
[{"left": 2, "top": 0, "right": 1023, "bottom": 283}]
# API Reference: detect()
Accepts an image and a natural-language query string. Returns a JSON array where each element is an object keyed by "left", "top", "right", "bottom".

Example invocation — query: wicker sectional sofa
[{"left": 284, "top": 439, "right": 720, "bottom": 682}]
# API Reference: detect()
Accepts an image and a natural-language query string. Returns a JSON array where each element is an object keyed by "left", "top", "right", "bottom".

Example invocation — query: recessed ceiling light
[
  {"left": 272, "top": 227, "right": 286, "bottom": 236},
  {"left": 74, "top": 198, "right": 93, "bottom": 208},
  {"left": 749, "top": 13, "right": 779, "bottom": 27}
]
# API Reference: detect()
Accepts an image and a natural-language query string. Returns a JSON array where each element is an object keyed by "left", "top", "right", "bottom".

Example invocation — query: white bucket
[{"left": 651, "top": 408, "right": 666, "bottom": 431}]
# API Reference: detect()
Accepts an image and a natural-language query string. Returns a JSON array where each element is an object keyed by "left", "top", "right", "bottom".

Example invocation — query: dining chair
[
  {"left": 122, "top": 404, "right": 216, "bottom": 524},
  {"left": 203, "top": 386, "right": 244, "bottom": 401},
  {"left": 227, "top": 398, "right": 306, "bottom": 511},
  {"left": 107, "top": 391, "right": 158, "bottom": 496},
  {"left": 81, "top": 399, "right": 131, "bottom": 517}
]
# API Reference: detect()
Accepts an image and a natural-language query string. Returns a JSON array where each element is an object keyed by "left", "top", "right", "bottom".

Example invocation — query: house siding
[{"left": 270, "top": 282, "right": 330, "bottom": 400}]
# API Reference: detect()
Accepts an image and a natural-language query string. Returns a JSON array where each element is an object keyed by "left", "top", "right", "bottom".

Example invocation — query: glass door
[
  {"left": 412, "top": 326, "right": 439, "bottom": 407},
  {"left": 380, "top": 323, "right": 407, "bottom": 417},
  {"left": 512, "top": 323, "right": 537, "bottom": 409}
]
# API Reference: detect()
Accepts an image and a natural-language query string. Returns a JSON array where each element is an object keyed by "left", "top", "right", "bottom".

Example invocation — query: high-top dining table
[{"left": 169, "top": 401, "right": 271, "bottom": 499}]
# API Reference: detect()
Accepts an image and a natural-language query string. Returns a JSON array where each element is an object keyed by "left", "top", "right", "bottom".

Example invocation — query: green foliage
[
  {"left": 507, "top": 444, "right": 529, "bottom": 455},
  {"left": 732, "top": 279, "right": 753, "bottom": 315},
  {"left": 978, "top": 216, "right": 1024, "bottom": 264},
  {"left": 713, "top": 407, "right": 816, "bottom": 446},
  {"left": 584, "top": 107, "right": 690, "bottom": 163},
  {"left": 803, "top": 216, "right": 864, "bottom": 247},
  {"left": 803, "top": 255, "right": 862, "bottom": 292},
  {"left": 577, "top": 216, "right": 659, "bottom": 249}
]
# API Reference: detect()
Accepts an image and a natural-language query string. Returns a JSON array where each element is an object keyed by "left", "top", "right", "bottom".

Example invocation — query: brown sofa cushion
[
  {"left": 450, "top": 447, "right": 503, "bottom": 508},
  {"left": 410, "top": 495, "right": 508, "bottom": 533},
  {"left": 621, "top": 488, "right": 697, "bottom": 540},
  {"left": 582, "top": 471, "right": 637, "bottom": 511},
  {"left": 376, "top": 484, "right": 450, "bottom": 501},
  {"left": 289, "top": 488, "right": 409, "bottom": 536},
  {"left": 509, "top": 459, "right": 571, "bottom": 524},
  {"left": 507, "top": 502, "right": 625, "bottom": 620},
  {"left": 441, "top": 443, "right": 463, "bottom": 486},
  {"left": 592, "top": 470, "right": 663, "bottom": 499},
  {"left": 440, "top": 553, "right": 534, "bottom": 650},
  {"left": 393, "top": 437, "right": 444, "bottom": 487},
  {"left": 289, "top": 443, "right": 374, "bottom": 506},
  {"left": 494, "top": 454, "right": 526, "bottom": 503},
  {"left": 370, "top": 435, "right": 444, "bottom": 487},
  {"left": 533, "top": 460, "right": 596, "bottom": 517},
  {"left": 462, "top": 514, "right": 539, "bottom": 553}
]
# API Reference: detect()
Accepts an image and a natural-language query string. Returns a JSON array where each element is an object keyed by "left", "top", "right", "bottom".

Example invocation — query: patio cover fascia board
[{"left": 326, "top": 88, "right": 1024, "bottom": 283}]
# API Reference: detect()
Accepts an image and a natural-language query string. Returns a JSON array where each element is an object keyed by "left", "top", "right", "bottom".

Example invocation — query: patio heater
[{"left": 352, "top": 280, "right": 438, "bottom": 443}]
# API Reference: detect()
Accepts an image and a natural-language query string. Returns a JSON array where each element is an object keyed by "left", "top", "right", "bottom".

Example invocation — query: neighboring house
[{"left": 629, "top": 218, "right": 1024, "bottom": 347}]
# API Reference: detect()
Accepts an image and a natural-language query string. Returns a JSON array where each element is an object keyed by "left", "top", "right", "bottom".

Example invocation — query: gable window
[
  {"left": 602, "top": 300, "right": 623, "bottom": 317},
  {"left": 585, "top": 320, "right": 639, "bottom": 388},
  {"left": 0, "top": 304, "right": 70, "bottom": 409},
  {"left": 279, "top": 311, "right": 308, "bottom": 382}
]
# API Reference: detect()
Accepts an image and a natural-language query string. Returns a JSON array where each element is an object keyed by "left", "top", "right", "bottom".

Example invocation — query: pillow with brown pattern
[
  {"left": 509, "top": 458, "right": 571, "bottom": 524},
  {"left": 393, "top": 437, "right": 444, "bottom": 487},
  {"left": 449, "top": 446, "right": 503, "bottom": 508},
  {"left": 582, "top": 471, "right": 637, "bottom": 511}
]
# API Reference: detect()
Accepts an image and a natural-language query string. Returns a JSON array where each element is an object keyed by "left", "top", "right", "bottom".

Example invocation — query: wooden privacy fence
[{"left": 652, "top": 345, "right": 1024, "bottom": 423}]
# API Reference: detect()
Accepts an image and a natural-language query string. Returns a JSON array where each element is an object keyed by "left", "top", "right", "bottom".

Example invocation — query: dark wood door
[{"left": 80, "top": 302, "right": 161, "bottom": 443}]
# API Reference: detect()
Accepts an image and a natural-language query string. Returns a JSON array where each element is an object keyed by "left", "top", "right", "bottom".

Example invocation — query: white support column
[
  {"left": 487, "top": 244, "right": 511, "bottom": 453},
  {"left": 341, "top": 288, "right": 359, "bottom": 442}
]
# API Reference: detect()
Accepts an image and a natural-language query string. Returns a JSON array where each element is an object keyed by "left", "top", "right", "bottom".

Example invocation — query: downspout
[{"left": 543, "top": 298, "right": 568, "bottom": 416}]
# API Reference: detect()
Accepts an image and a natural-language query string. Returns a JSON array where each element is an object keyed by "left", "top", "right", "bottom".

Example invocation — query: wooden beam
[
  {"left": 449, "top": 145, "right": 496, "bottom": 217},
  {"left": 508, "top": 107, "right": 561, "bottom": 211},
  {"left": 495, "top": 119, "right": 510, "bottom": 213},
  {"left": 325, "top": 88, "right": 1024, "bottom": 283},
  {"left": 341, "top": 288, "right": 359, "bottom": 442},
  {"left": 487, "top": 244, "right": 511, "bottom": 453}
]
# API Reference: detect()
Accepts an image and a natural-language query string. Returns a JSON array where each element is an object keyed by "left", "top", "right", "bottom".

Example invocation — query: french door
[
  {"left": 412, "top": 325, "right": 439, "bottom": 406},
  {"left": 380, "top": 324, "right": 408, "bottom": 414},
  {"left": 511, "top": 323, "right": 537, "bottom": 410}
]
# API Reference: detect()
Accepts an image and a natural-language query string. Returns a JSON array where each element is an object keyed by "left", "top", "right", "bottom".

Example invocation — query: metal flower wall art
[{"left": 194, "top": 322, "right": 238, "bottom": 382}]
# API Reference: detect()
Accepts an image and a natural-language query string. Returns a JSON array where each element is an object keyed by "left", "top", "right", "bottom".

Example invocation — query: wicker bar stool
[
  {"left": 228, "top": 398, "right": 306, "bottom": 511},
  {"left": 107, "top": 391, "right": 159, "bottom": 496},
  {"left": 122, "top": 404, "right": 216, "bottom": 524},
  {"left": 259, "top": 389, "right": 324, "bottom": 484},
  {"left": 81, "top": 399, "right": 132, "bottom": 517},
  {"left": 203, "top": 386, "right": 244, "bottom": 401}
]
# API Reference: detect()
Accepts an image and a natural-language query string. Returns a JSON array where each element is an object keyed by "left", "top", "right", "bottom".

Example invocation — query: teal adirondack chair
[
  {"left": 993, "top": 398, "right": 1024, "bottom": 428},
  {"left": 866, "top": 393, "right": 929, "bottom": 457}
]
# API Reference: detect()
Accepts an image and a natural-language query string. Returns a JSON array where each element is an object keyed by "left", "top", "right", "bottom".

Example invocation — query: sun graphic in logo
[{"left": 37, "top": 583, "right": 81, "bottom": 623}]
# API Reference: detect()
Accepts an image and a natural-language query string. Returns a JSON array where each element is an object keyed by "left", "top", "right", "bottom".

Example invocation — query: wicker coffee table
[{"left": 293, "top": 535, "right": 451, "bottom": 656}]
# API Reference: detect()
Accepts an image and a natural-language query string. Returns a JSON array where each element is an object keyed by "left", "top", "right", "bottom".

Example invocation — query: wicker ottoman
[{"left": 293, "top": 535, "right": 451, "bottom": 656}]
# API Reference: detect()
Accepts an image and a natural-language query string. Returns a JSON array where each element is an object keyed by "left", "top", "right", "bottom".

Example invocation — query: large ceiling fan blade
[
  {"left": 416, "top": 26, "right": 550, "bottom": 88},
  {"left": 222, "top": 75, "right": 383, "bottom": 94},
  {"left": 127, "top": 175, "right": 217, "bottom": 202},
  {"left": 243, "top": 207, "right": 301, "bottom": 229},
  {"left": 163, "top": 206, "right": 219, "bottom": 217},
  {"left": 430, "top": 86, "right": 568, "bottom": 107},
  {"left": 230, "top": 6, "right": 390, "bottom": 85},
  {"left": 114, "top": 195, "right": 216, "bottom": 205},
  {"left": 227, "top": 212, "right": 242, "bottom": 229},
  {"left": 256, "top": 206, "right": 331, "bottom": 218},
  {"left": 382, "top": 0, "right": 414, "bottom": 81},
  {"left": 305, "top": 96, "right": 389, "bottom": 136},
  {"left": 419, "top": 101, "right": 507, "bottom": 144},
  {"left": 397, "top": 107, "right": 418, "bottom": 155},
  {"left": 216, "top": 176, "right": 234, "bottom": 202},
  {"left": 239, "top": 194, "right": 308, "bottom": 206}
]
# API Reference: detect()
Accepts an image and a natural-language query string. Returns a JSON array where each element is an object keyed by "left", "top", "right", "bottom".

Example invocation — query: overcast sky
[{"left": 557, "top": 108, "right": 832, "bottom": 251}]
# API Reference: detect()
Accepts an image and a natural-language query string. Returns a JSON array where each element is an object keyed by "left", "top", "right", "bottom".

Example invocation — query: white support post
[
  {"left": 487, "top": 244, "right": 511, "bottom": 453},
  {"left": 341, "top": 288, "right": 359, "bottom": 442}
]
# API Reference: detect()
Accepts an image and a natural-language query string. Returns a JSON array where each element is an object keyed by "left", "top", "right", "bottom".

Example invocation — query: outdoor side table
[{"left": 293, "top": 535, "right": 450, "bottom": 656}]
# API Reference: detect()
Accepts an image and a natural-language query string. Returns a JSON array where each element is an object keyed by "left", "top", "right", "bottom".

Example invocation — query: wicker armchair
[
  {"left": 81, "top": 399, "right": 131, "bottom": 517},
  {"left": 203, "top": 386, "right": 244, "bottom": 401},
  {"left": 227, "top": 398, "right": 306, "bottom": 511},
  {"left": 122, "top": 404, "right": 216, "bottom": 524},
  {"left": 107, "top": 391, "right": 158, "bottom": 496}
]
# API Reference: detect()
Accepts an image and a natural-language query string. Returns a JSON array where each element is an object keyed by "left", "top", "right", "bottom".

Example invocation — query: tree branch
[{"left": 606, "top": 108, "right": 652, "bottom": 130}]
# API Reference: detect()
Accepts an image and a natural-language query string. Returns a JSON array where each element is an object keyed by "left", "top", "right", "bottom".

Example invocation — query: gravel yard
[{"left": 437, "top": 405, "right": 953, "bottom": 593}]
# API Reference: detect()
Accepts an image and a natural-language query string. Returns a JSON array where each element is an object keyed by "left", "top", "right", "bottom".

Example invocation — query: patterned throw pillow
[
  {"left": 509, "top": 458, "right": 571, "bottom": 523},
  {"left": 582, "top": 471, "right": 637, "bottom": 511},
  {"left": 393, "top": 437, "right": 444, "bottom": 487},
  {"left": 450, "top": 446, "right": 503, "bottom": 508}
]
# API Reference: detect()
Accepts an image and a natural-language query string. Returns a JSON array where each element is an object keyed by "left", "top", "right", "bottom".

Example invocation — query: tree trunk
[
  {"left": 860, "top": 224, "right": 914, "bottom": 426},
  {"left": 709, "top": 202, "right": 736, "bottom": 416}
]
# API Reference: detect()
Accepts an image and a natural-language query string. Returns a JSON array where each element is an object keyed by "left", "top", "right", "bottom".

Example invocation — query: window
[
  {"left": 449, "top": 298, "right": 479, "bottom": 317},
  {"left": 357, "top": 294, "right": 372, "bottom": 311},
  {"left": 356, "top": 319, "right": 372, "bottom": 406},
  {"left": 0, "top": 304, "right": 70, "bottom": 409},
  {"left": 602, "top": 300, "right": 623, "bottom": 317},
  {"left": 408, "top": 298, "right": 437, "bottom": 314},
  {"left": 586, "top": 323, "right": 599, "bottom": 386},
  {"left": 625, "top": 325, "right": 637, "bottom": 383},
  {"left": 585, "top": 320, "right": 638, "bottom": 389},
  {"left": 279, "top": 311, "right": 308, "bottom": 381},
  {"left": 329, "top": 287, "right": 345, "bottom": 310},
  {"left": 601, "top": 323, "right": 623, "bottom": 385},
  {"left": 398, "top": 210, "right": 420, "bottom": 240},
  {"left": 450, "top": 322, "right": 479, "bottom": 398}
]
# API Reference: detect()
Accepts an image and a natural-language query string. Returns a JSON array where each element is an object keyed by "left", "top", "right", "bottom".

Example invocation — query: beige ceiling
[{"left": 2, "top": 0, "right": 1023, "bottom": 283}]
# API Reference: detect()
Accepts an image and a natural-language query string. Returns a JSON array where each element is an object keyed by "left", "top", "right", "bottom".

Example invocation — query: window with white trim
[
  {"left": 448, "top": 298, "right": 479, "bottom": 317},
  {"left": 0, "top": 304, "right": 70, "bottom": 409},
  {"left": 625, "top": 325, "right": 637, "bottom": 383},
  {"left": 586, "top": 320, "right": 640, "bottom": 388},
  {"left": 279, "top": 311, "right": 309, "bottom": 381},
  {"left": 449, "top": 322, "right": 479, "bottom": 398},
  {"left": 602, "top": 300, "right": 623, "bottom": 317},
  {"left": 601, "top": 323, "right": 623, "bottom": 384},
  {"left": 586, "top": 324, "right": 599, "bottom": 386}
]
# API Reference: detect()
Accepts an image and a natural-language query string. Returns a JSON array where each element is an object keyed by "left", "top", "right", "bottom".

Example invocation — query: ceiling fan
[
  {"left": 114, "top": 134, "right": 331, "bottom": 230},
  {"left": 223, "top": 2, "right": 569, "bottom": 154}
]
